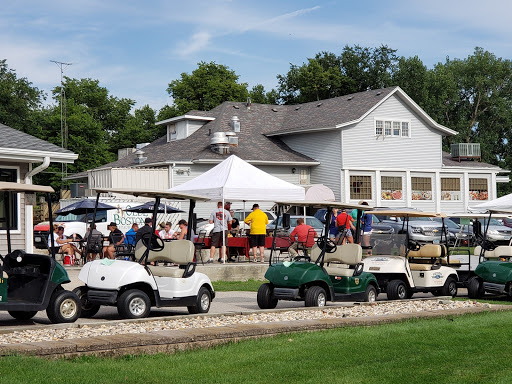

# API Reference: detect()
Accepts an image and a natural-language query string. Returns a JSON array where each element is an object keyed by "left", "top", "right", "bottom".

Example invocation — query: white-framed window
[
  {"left": 411, "top": 177, "right": 432, "bottom": 200},
  {"left": 299, "top": 169, "right": 309, "bottom": 185},
  {"left": 350, "top": 175, "right": 372, "bottom": 200},
  {"left": 375, "top": 119, "right": 411, "bottom": 137},
  {"left": 381, "top": 176, "right": 403, "bottom": 201},
  {"left": 469, "top": 178, "right": 488, "bottom": 200},
  {"left": 0, "top": 168, "right": 18, "bottom": 230},
  {"left": 441, "top": 178, "right": 461, "bottom": 201}
]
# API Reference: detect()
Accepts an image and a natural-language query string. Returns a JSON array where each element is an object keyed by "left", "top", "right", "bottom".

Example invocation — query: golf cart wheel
[
  {"left": 305, "top": 286, "right": 327, "bottom": 307},
  {"left": 468, "top": 277, "right": 484, "bottom": 299},
  {"left": 73, "top": 286, "right": 100, "bottom": 318},
  {"left": 188, "top": 287, "right": 212, "bottom": 314},
  {"left": 257, "top": 283, "right": 278, "bottom": 309},
  {"left": 364, "top": 285, "right": 377, "bottom": 303},
  {"left": 8, "top": 311, "right": 38, "bottom": 321},
  {"left": 440, "top": 277, "right": 458, "bottom": 297},
  {"left": 386, "top": 280, "right": 408, "bottom": 301},
  {"left": 46, "top": 290, "right": 81, "bottom": 324},
  {"left": 117, "top": 289, "right": 151, "bottom": 319}
]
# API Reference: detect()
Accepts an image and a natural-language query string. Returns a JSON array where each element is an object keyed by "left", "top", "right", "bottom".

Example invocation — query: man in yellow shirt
[{"left": 244, "top": 203, "right": 269, "bottom": 262}]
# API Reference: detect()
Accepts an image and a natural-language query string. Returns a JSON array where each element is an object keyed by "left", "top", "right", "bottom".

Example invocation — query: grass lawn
[
  {"left": 2, "top": 310, "right": 512, "bottom": 383},
  {"left": 212, "top": 279, "right": 264, "bottom": 291}
]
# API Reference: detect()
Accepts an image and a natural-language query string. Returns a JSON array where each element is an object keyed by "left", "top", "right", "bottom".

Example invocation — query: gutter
[{"left": 24, "top": 156, "right": 51, "bottom": 253}]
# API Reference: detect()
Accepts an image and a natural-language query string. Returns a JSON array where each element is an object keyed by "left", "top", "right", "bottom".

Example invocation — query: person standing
[
  {"left": 336, "top": 209, "right": 355, "bottom": 244},
  {"left": 209, "top": 202, "right": 232, "bottom": 263},
  {"left": 328, "top": 208, "right": 340, "bottom": 240},
  {"left": 288, "top": 218, "right": 314, "bottom": 257},
  {"left": 244, "top": 203, "right": 269, "bottom": 262},
  {"left": 360, "top": 202, "right": 373, "bottom": 255}
]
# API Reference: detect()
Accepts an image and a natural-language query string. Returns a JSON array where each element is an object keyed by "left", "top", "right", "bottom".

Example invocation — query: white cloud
[{"left": 175, "top": 32, "right": 212, "bottom": 57}]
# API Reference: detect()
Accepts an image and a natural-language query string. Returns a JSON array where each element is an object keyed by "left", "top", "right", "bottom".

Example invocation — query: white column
[
  {"left": 491, "top": 172, "right": 497, "bottom": 200},
  {"left": 406, "top": 170, "right": 412, "bottom": 208},
  {"left": 435, "top": 171, "right": 441, "bottom": 213},
  {"left": 25, "top": 165, "right": 34, "bottom": 253},
  {"left": 375, "top": 170, "right": 381, "bottom": 207},
  {"left": 464, "top": 172, "right": 470, "bottom": 211},
  {"left": 344, "top": 169, "right": 350, "bottom": 203}
]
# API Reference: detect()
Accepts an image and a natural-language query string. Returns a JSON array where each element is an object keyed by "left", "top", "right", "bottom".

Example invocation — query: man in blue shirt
[{"left": 124, "top": 223, "right": 139, "bottom": 246}]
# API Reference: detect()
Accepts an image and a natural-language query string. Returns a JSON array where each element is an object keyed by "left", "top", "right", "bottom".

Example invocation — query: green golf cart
[
  {"left": 257, "top": 201, "right": 379, "bottom": 309},
  {"left": 0, "top": 182, "right": 81, "bottom": 323}
]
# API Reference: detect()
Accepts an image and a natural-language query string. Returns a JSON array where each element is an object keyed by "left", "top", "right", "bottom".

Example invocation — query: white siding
[
  {"left": 281, "top": 130, "right": 342, "bottom": 199},
  {"left": 342, "top": 95, "right": 442, "bottom": 170},
  {"left": 0, "top": 163, "right": 26, "bottom": 254},
  {"left": 187, "top": 121, "right": 205, "bottom": 137},
  {"left": 89, "top": 168, "right": 168, "bottom": 190}
]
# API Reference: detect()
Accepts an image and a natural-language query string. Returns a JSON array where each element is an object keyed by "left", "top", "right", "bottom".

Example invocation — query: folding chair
[
  {"left": 298, "top": 229, "right": 316, "bottom": 258},
  {"left": 194, "top": 230, "right": 207, "bottom": 265}
]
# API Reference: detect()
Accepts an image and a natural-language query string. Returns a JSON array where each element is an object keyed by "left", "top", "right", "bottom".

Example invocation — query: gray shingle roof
[
  {"left": 0, "top": 123, "right": 75, "bottom": 155},
  {"left": 442, "top": 151, "right": 502, "bottom": 170}
]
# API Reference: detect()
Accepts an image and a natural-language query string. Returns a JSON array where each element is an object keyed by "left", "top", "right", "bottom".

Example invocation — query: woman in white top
[{"left": 48, "top": 224, "right": 80, "bottom": 260}]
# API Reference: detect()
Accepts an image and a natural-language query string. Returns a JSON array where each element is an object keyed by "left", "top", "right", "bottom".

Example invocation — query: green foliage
[
  {"left": 0, "top": 59, "right": 44, "bottom": 133},
  {"left": 167, "top": 61, "right": 251, "bottom": 114}
]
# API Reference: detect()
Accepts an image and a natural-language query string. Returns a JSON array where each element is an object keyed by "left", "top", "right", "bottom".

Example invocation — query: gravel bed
[{"left": 0, "top": 300, "right": 484, "bottom": 345}]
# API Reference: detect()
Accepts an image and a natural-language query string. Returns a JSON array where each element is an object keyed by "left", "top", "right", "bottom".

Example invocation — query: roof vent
[
  {"left": 230, "top": 116, "right": 240, "bottom": 133},
  {"left": 210, "top": 132, "right": 230, "bottom": 154},
  {"left": 272, "top": 108, "right": 278, "bottom": 112},
  {"left": 375, "top": 92, "right": 382, "bottom": 96},
  {"left": 347, "top": 96, "right": 353, "bottom": 101},
  {"left": 295, "top": 106, "right": 301, "bottom": 110},
  {"left": 225, "top": 131, "right": 239, "bottom": 147},
  {"left": 317, "top": 102, "right": 323, "bottom": 107},
  {"left": 233, "top": 105, "right": 240, "bottom": 109},
  {"left": 133, "top": 149, "right": 147, "bottom": 164},
  {"left": 246, "top": 97, "right": 252, "bottom": 110}
]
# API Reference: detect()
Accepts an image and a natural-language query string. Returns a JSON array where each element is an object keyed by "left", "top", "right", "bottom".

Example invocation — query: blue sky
[{"left": 1, "top": 0, "right": 511, "bottom": 112}]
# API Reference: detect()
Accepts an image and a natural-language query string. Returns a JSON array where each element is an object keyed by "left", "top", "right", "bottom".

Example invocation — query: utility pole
[{"left": 50, "top": 60, "right": 72, "bottom": 186}]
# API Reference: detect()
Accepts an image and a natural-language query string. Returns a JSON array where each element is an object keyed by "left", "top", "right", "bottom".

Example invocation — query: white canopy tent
[
  {"left": 169, "top": 155, "right": 305, "bottom": 262},
  {"left": 472, "top": 194, "right": 512, "bottom": 214}
]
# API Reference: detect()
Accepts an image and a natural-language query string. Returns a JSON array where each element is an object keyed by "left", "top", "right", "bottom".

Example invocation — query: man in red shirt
[
  {"left": 335, "top": 209, "right": 355, "bottom": 244},
  {"left": 288, "top": 218, "right": 315, "bottom": 257}
]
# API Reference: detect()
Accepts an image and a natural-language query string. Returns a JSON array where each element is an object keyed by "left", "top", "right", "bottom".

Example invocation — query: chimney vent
[
  {"left": 133, "top": 149, "right": 147, "bottom": 164},
  {"left": 231, "top": 116, "right": 240, "bottom": 133}
]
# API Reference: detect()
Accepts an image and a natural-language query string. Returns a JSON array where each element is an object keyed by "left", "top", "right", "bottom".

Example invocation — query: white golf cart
[
  {"left": 362, "top": 210, "right": 459, "bottom": 300},
  {"left": 75, "top": 187, "right": 215, "bottom": 319}
]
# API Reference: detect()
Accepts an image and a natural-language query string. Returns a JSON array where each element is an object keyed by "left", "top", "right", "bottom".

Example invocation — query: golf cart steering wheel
[
  {"left": 408, "top": 240, "right": 421, "bottom": 251},
  {"left": 141, "top": 233, "right": 165, "bottom": 252},
  {"left": 316, "top": 237, "right": 337, "bottom": 253}
]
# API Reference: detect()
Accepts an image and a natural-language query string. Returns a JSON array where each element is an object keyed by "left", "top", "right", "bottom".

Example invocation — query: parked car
[
  {"left": 450, "top": 217, "right": 512, "bottom": 245},
  {"left": 267, "top": 215, "right": 325, "bottom": 237},
  {"left": 373, "top": 208, "right": 454, "bottom": 244},
  {"left": 433, "top": 217, "right": 474, "bottom": 246},
  {"left": 196, "top": 209, "right": 277, "bottom": 236},
  {"left": 313, "top": 209, "right": 394, "bottom": 234}
]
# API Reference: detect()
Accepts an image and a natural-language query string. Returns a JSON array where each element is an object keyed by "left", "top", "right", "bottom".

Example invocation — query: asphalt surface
[{"left": 0, "top": 265, "right": 468, "bottom": 328}]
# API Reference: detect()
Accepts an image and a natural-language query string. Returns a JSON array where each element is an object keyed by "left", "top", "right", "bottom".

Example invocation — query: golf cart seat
[
  {"left": 474, "top": 245, "right": 512, "bottom": 259},
  {"left": 407, "top": 244, "right": 447, "bottom": 270},
  {"left": 134, "top": 240, "right": 195, "bottom": 278},
  {"left": 320, "top": 244, "right": 363, "bottom": 277}
]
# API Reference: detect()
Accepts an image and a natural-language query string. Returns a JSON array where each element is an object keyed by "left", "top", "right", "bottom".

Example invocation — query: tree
[
  {"left": 167, "top": 62, "right": 250, "bottom": 114},
  {"left": 0, "top": 59, "right": 44, "bottom": 134}
]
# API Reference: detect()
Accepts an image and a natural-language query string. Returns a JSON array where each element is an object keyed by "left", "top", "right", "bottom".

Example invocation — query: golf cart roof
[
  {"left": 365, "top": 210, "right": 447, "bottom": 218},
  {"left": 449, "top": 212, "right": 512, "bottom": 219},
  {"left": 274, "top": 200, "right": 371, "bottom": 210},
  {"left": 0, "top": 182, "right": 54, "bottom": 193},
  {"left": 92, "top": 187, "right": 209, "bottom": 202}
]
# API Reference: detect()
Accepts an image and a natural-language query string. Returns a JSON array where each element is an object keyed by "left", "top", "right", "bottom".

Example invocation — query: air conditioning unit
[{"left": 70, "top": 183, "right": 87, "bottom": 198}]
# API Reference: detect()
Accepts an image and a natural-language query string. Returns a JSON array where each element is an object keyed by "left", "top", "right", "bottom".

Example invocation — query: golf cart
[
  {"left": 257, "top": 201, "right": 380, "bottom": 309},
  {"left": 468, "top": 209, "right": 512, "bottom": 299},
  {"left": 0, "top": 182, "right": 81, "bottom": 323},
  {"left": 362, "top": 210, "right": 459, "bottom": 300},
  {"left": 75, "top": 187, "right": 215, "bottom": 319}
]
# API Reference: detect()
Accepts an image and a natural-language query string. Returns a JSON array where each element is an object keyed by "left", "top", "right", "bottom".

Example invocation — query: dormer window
[{"left": 167, "top": 124, "right": 177, "bottom": 141}]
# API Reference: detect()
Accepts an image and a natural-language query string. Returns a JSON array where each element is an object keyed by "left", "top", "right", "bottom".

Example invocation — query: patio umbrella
[
  {"left": 55, "top": 199, "right": 117, "bottom": 215},
  {"left": 125, "top": 201, "right": 184, "bottom": 214}
]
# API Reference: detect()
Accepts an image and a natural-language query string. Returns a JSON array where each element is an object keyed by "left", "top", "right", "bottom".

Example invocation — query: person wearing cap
[
  {"left": 136, "top": 217, "right": 154, "bottom": 244},
  {"left": 244, "top": 203, "right": 269, "bottom": 262},
  {"left": 103, "top": 222, "right": 125, "bottom": 259}
]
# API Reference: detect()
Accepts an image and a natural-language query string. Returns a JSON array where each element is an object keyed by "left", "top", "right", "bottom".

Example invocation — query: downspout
[{"left": 24, "top": 156, "right": 51, "bottom": 253}]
